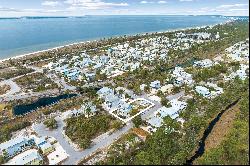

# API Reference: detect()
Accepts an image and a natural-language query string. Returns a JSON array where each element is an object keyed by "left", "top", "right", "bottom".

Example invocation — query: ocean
[{"left": 0, "top": 15, "right": 231, "bottom": 59}]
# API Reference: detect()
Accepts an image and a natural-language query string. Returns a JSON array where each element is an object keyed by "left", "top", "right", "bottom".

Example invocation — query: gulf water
[{"left": 0, "top": 15, "right": 230, "bottom": 59}]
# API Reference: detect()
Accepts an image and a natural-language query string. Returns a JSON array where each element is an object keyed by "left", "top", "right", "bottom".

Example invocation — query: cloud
[
  {"left": 217, "top": 3, "right": 248, "bottom": 9},
  {"left": 193, "top": 3, "right": 249, "bottom": 16},
  {"left": 140, "top": 1, "right": 156, "bottom": 4},
  {"left": 0, "top": 6, "right": 20, "bottom": 12},
  {"left": 140, "top": 1, "right": 149, "bottom": 4},
  {"left": 42, "top": 1, "right": 60, "bottom": 7},
  {"left": 158, "top": 1, "right": 167, "bottom": 4},
  {"left": 140, "top": 1, "right": 165, "bottom": 4},
  {"left": 64, "top": 0, "right": 129, "bottom": 10},
  {"left": 179, "top": 0, "right": 193, "bottom": 2}
]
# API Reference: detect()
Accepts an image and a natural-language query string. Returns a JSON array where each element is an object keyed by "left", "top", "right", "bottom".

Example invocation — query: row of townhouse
[{"left": 0, "top": 136, "right": 56, "bottom": 165}]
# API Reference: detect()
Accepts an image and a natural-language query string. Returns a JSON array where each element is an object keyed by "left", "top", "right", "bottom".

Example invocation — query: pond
[{"left": 13, "top": 94, "right": 77, "bottom": 116}]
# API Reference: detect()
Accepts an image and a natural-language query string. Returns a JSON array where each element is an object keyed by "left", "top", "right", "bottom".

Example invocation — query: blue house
[
  {"left": 0, "top": 137, "right": 35, "bottom": 158},
  {"left": 97, "top": 87, "right": 114, "bottom": 98},
  {"left": 100, "top": 55, "right": 110, "bottom": 64},
  {"left": 117, "top": 103, "right": 133, "bottom": 117}
]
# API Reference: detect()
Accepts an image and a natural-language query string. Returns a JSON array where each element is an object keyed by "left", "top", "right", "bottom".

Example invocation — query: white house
[
  {"left": 194, "top": 59, "right": 214, "bottom": 68},
  {"left": 97, "top": 87, "right": 114, "bottom": 98},
  {"left": 150, "top": 80, "right": 161, "bottom": 89},
  {"left": 0, "top": 137, "right": 35, "bottom": 158},
  {"left": 172, "top": 67, "right": 193, "bottom": 86},
  {"left": 62, "top": 102, "right": 97, "bottom": 119},
  {"left": 195, "top": 86, "right": 211, "bottom": 98},
  {"left": 140, "top": 84, "right": 147, "bottom": 91},
  {"left": 6, "top": 149, "right": 43, "bottom": 165}
]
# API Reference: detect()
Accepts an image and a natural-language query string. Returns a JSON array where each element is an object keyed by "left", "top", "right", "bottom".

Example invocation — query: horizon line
[{"left": 0, "top": 14, "right": 249, "bottom": 19}]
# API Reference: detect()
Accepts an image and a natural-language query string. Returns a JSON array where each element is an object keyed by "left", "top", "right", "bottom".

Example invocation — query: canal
[
  {"left": 13, "top": 93, "right": 77, "bottom": 116},
  {"left": 186, "top": 99, "right": 240, "bottom": 165}
]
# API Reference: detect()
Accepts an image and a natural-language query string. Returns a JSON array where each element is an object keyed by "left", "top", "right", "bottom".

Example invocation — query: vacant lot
[
  {"left": 0, "top": 84, "right": 10, "bottom": 95},
  {"left": 0, "top": 67, "right": 34, "bottom": 80},
  {"left": 65, "top": 114, "right": 115, "bottom": 149},
  {"left": 15, "top": 72, "right": 58, "bottom": 92}
]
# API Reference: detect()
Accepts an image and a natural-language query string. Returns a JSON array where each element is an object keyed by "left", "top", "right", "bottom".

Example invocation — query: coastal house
[
  {"left": 146, "top": 99, "right": 187, "bottom": 132},
  {"left": 191, "top": 32, "right": 211, "bottom": 40},
  {"left": 154, "top": 106, "right": 179, "bottom": 119},
  {"left": 81, "top": 57, "right": 93, "bottom": 67},
  {"left": 99, "top": 55, "right": 110, "bottom": 64},
  {"left": 206, "top": 83, "right": 224, "bottom": 97},
  {"left": 62, "top": 108, "right": 83, "bottom": 120},
  {"left": 160, "top": 84, "right": 174, "bottom": 94},
  {"left": 215, "top": 32, "right": 220, "bottom": 39},
  {"left": 0, "top": 137, "right": 35, "bottom": 158},
  {"left": 172, "top": 67, "right": 193, "bottom": 86},
  {"left": 6, "top": 149, "right": 43, "bottom": 165},
  {"left": 194, "top": 59, "right": 214, "bottom": 68},
  {"left": 67, "top": 70, "right": 80, "bottom": 80},
  {"left": 131, "top": 62, "right": 140, "bottom": 71},
  {"left": 104, "top": 94, "right": 121, "bottom": 111},
  {"left": 97, "top": 87, "right": 114, "bottom": 98},
  {"left": 169, "top": 99, "right": 187, "bottom": 111},
  {"left": 116, "top": 102, "right": 133, "bottom": 118},
  {"left": 227, "top": 52, "right": 242, "bottom": 61},
  {"left": 35, "top": 137, "right": 54, "bottom": 155},
  {"left": 195, "top": 83, "right": 224, "bottom": 98},
  {"left": 195, "top": 86, "right": 211, "bottom": 98},
  {"left": 140, "top": 84, "right": 147, "bottom": 91},
  {"left": 150, "top": 80, "right": 161, "bottom": 89},
  {"left": 62, "top": 102, "right": 97, "bottom": 119},
  {"left": 147, "top": 116, "right": 163, "bottom": 132},
  {"left": 85, "top": 72, "right": 96, "bottom": 82},
  {"left": 82, "top": 102, "right": 97, "bottom": 118},
  {"left": 93, "top": 63, "right": 102, "bottom": 70}
]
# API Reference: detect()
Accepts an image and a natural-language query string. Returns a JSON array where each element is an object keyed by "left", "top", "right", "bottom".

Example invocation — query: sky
[{"left": 0, "top": 0, "right": 249, "bottom": 17}]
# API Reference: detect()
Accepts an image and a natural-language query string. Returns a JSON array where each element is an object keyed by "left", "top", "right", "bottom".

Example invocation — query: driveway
[
  {"left": 139, "top": 91, "right": 185, "bottom": 120},
  {"left": 166, "top": 91, "right": 185, "bottom": 100},
  {"left": 32, "top": 116, "right": 133, "bottom": 165}
]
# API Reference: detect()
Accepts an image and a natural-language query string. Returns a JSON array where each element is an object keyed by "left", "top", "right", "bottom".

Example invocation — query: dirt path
[{"left": 204, "top": 104, "right": 240, "bottom": 150}]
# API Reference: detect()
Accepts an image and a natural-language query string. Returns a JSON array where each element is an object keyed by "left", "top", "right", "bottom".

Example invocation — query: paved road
[
  {"left": 0, "top": 65, "right": 45, "bottom": 102},
  {"left": 166, "top": 91, "right": 185, "bottom": 101},
  {"left": 137, "top": 93, "right": 162, "bottom": 120},
  {"left": 32, "top": 116, "right": 133, "bottom": 165},
  {"left": 138, "top": 91, "right": 185, "bottom": 120}
]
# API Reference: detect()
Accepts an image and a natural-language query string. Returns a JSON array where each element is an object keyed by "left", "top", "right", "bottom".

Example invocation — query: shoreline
[{"left": 0, "top": 19, "right": 233, "bottom": 63}]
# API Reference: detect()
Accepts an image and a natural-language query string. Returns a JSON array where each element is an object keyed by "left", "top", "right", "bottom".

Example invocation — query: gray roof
[
  {"left": 14, "top": 150, "right": 42, "bottom": 165},
  {"left": 0, "top": 137, "right": 28, "bottom": 151},
  {"left": 147, "top": 116, "right": 163, "bottom": 128}
]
